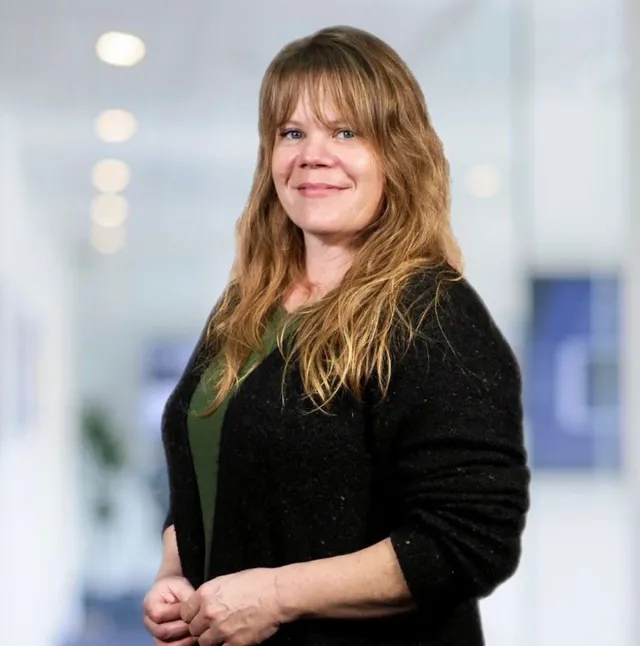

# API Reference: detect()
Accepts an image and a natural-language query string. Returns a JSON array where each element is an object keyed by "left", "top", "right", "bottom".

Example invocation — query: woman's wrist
[
  {"left": 156, "top": 564, "right": 183, "bottom": 581},
  {"left": 274, "top": 562, "right": 307, "bottom": 623}
]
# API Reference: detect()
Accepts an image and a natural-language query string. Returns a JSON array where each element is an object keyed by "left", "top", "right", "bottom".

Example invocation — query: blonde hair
[{"left": 203, "top": 25, "right": 462, "bottom": 412}]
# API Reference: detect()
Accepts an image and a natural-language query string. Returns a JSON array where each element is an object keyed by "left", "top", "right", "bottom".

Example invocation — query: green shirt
[{"left": 187, "top": 309, "right": 288, "bottom": 578}]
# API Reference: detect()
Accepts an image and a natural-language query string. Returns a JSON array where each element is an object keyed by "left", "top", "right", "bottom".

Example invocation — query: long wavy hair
[{"left": 202, "top": 25, "right": 462, "bottom": 413}]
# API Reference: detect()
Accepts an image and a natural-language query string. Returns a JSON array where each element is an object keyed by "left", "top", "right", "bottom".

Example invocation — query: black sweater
[{"left": 161, "top": 269, "right": 530, "bottom": 645}]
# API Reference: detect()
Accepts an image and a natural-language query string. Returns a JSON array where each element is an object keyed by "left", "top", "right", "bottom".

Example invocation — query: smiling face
[{"left": 271, "top": 95, "right": 385, "bottom": 246}]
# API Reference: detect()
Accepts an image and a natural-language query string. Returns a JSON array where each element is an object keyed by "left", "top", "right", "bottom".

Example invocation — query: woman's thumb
[{"left": 167, "top": 577, "right": 195, "bottom": 602}]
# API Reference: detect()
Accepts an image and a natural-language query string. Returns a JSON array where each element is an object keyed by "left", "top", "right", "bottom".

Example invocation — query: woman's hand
[
  {"left": 143, "top": 575, "right": 196, "bottom": 646},
  {"left": 181, "top": 568, "right": 283, "bottom": 646}
]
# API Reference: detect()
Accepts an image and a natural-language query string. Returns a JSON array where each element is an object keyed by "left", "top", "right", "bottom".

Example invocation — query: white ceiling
[{"left": 0, "top": 0, "right": 623, "bottom": 271}]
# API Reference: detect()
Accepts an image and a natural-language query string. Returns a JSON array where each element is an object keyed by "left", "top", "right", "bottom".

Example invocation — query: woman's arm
[
  {"left": 275, "top": 538, "right": 413, "bottom": 621},
  {"left": 156, "top": 524, "right": 183, "bottom": 580},
  {"left": 275, "top": 276, "right": 530, "bottom": 621}
]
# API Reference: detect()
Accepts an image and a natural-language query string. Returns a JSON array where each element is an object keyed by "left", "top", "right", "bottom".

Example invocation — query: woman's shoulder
[
  {"left": 399, "top": 264, "right": 520, "bottom": 379},
  {"left": 402, "top": 263, "right": 490, "bottom": 329}
]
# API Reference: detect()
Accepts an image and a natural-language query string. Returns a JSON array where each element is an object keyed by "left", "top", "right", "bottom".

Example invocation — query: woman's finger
[{"left": 144, "top": 616, "right": 193, "bottom": 642}]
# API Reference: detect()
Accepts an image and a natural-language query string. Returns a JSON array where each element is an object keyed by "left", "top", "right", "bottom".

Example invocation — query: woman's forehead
[
  {"left": 286, "top": 94, "right": 341, "bottom": 122},
  {"left": 276, "top": 86, "right": 359, "bottom": 129}
]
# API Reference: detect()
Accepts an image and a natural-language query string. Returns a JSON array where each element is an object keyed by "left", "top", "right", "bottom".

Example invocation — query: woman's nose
[{"left": 298, "top": 135, "right": 333, "bottom": 168}]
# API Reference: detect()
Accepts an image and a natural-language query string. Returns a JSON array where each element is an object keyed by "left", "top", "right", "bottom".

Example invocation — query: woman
[{"left": 143, "top": 25, "right": 530, "bottom": 646}]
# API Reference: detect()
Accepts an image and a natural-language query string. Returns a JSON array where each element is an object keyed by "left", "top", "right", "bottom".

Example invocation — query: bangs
[{"left": 259, "top": 45, "right": 381, "bottom": 142}]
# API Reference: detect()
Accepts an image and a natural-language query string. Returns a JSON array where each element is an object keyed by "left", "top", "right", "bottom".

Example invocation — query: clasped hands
[{"left": 143, "top": 567, "right": 285, "bottom": 646}]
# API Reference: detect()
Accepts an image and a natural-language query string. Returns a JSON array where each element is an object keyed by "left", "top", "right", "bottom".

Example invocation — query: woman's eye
[
  {"left": 281, "top": 129, "right": 303, "bottom": 140},
  {"left": 337, "top": 129, "right": 356, "bottom": 140}
]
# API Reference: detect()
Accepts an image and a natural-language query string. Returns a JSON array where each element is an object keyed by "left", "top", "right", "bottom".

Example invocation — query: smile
[{"left": 296, "top": 183, "right": 347, "bottom": 197}]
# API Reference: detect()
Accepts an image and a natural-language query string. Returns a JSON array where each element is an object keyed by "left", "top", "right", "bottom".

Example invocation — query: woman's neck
[{"left": 284, "top": 234, "right": 353, "bottom": 312}]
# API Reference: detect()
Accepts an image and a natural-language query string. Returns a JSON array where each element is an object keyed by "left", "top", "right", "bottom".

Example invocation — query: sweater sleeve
[
  {"left": 162, "top": 509, "right": 174, "bottom": 533},
  {"left": 385, "top": 276, "right": 530, "bottom": 609}
]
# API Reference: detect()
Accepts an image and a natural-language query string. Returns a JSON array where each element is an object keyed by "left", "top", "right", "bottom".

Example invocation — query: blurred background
[{"left": 0, "top": 0, "right": 637, "bottom": 644}]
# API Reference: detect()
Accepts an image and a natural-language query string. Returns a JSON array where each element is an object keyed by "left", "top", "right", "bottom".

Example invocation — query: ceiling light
[
  {"left": 96, "top": 31, "right": 146, "bottom": 67},
  {"left": 91, "top": 193, "right": 129, "bottom": 228},
  {"left": 466, "top": 165, "right": 502, "bottom": 198},
  {"left": 91, "top": 223, "right": 126, "bottom": 254},
  {"left": 95, "top": 109, "right": 137, "bottom": 143},
  {"left": 92, "top": 159, "right": 131, "bottom": 193}
]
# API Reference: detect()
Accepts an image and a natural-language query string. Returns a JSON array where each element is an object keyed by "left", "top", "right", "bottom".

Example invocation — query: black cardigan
[{"left": 161, "top": 268, "right": 530, "bottom": 645}]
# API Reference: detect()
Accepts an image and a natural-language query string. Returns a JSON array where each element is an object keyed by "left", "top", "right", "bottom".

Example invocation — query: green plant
[{"left": 81, "top": 403, "right": 127, "bottom": 521}]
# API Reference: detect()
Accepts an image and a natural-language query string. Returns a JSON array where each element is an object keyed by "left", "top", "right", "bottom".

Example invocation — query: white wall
[
  {"left": 531, "top": 92, "right": 624, "bottom": 272},
  {"left": 481, "top": 476, "right": 631, "bottom": 646},
  {"left": 434, "top": 90, "right": 624, "bottom": 274},
  {"left": 0, "top": 114, "right": 82, "bottom": 645}
]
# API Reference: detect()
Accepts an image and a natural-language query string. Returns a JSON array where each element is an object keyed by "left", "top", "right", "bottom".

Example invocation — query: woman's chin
[{"left": 300, "top": 227, "right": 354, "bottom": 244}]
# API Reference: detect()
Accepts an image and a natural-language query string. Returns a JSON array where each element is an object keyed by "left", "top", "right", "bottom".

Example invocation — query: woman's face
[{"left": 271, "top": 95, "right": 384, "bottom": 245}]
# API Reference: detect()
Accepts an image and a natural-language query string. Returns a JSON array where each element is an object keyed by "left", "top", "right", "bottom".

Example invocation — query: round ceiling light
[
  {"left": 95, "top": 109, "right": 138, "bottom": 143},
  {"left": 90, "top": 193, "right": 129, "bottom": 228},
  {"left": 96, "top": 31, "right": 146, "bottom": 67},
  {"left": 92, "top": 159, "right": 131, "bottom": 193},
  {"left": 91, "top": 223, "right": 126, "bottom": 254},
  {"left": 466, "top": 164, "right": 502, "bottom": 198}
]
